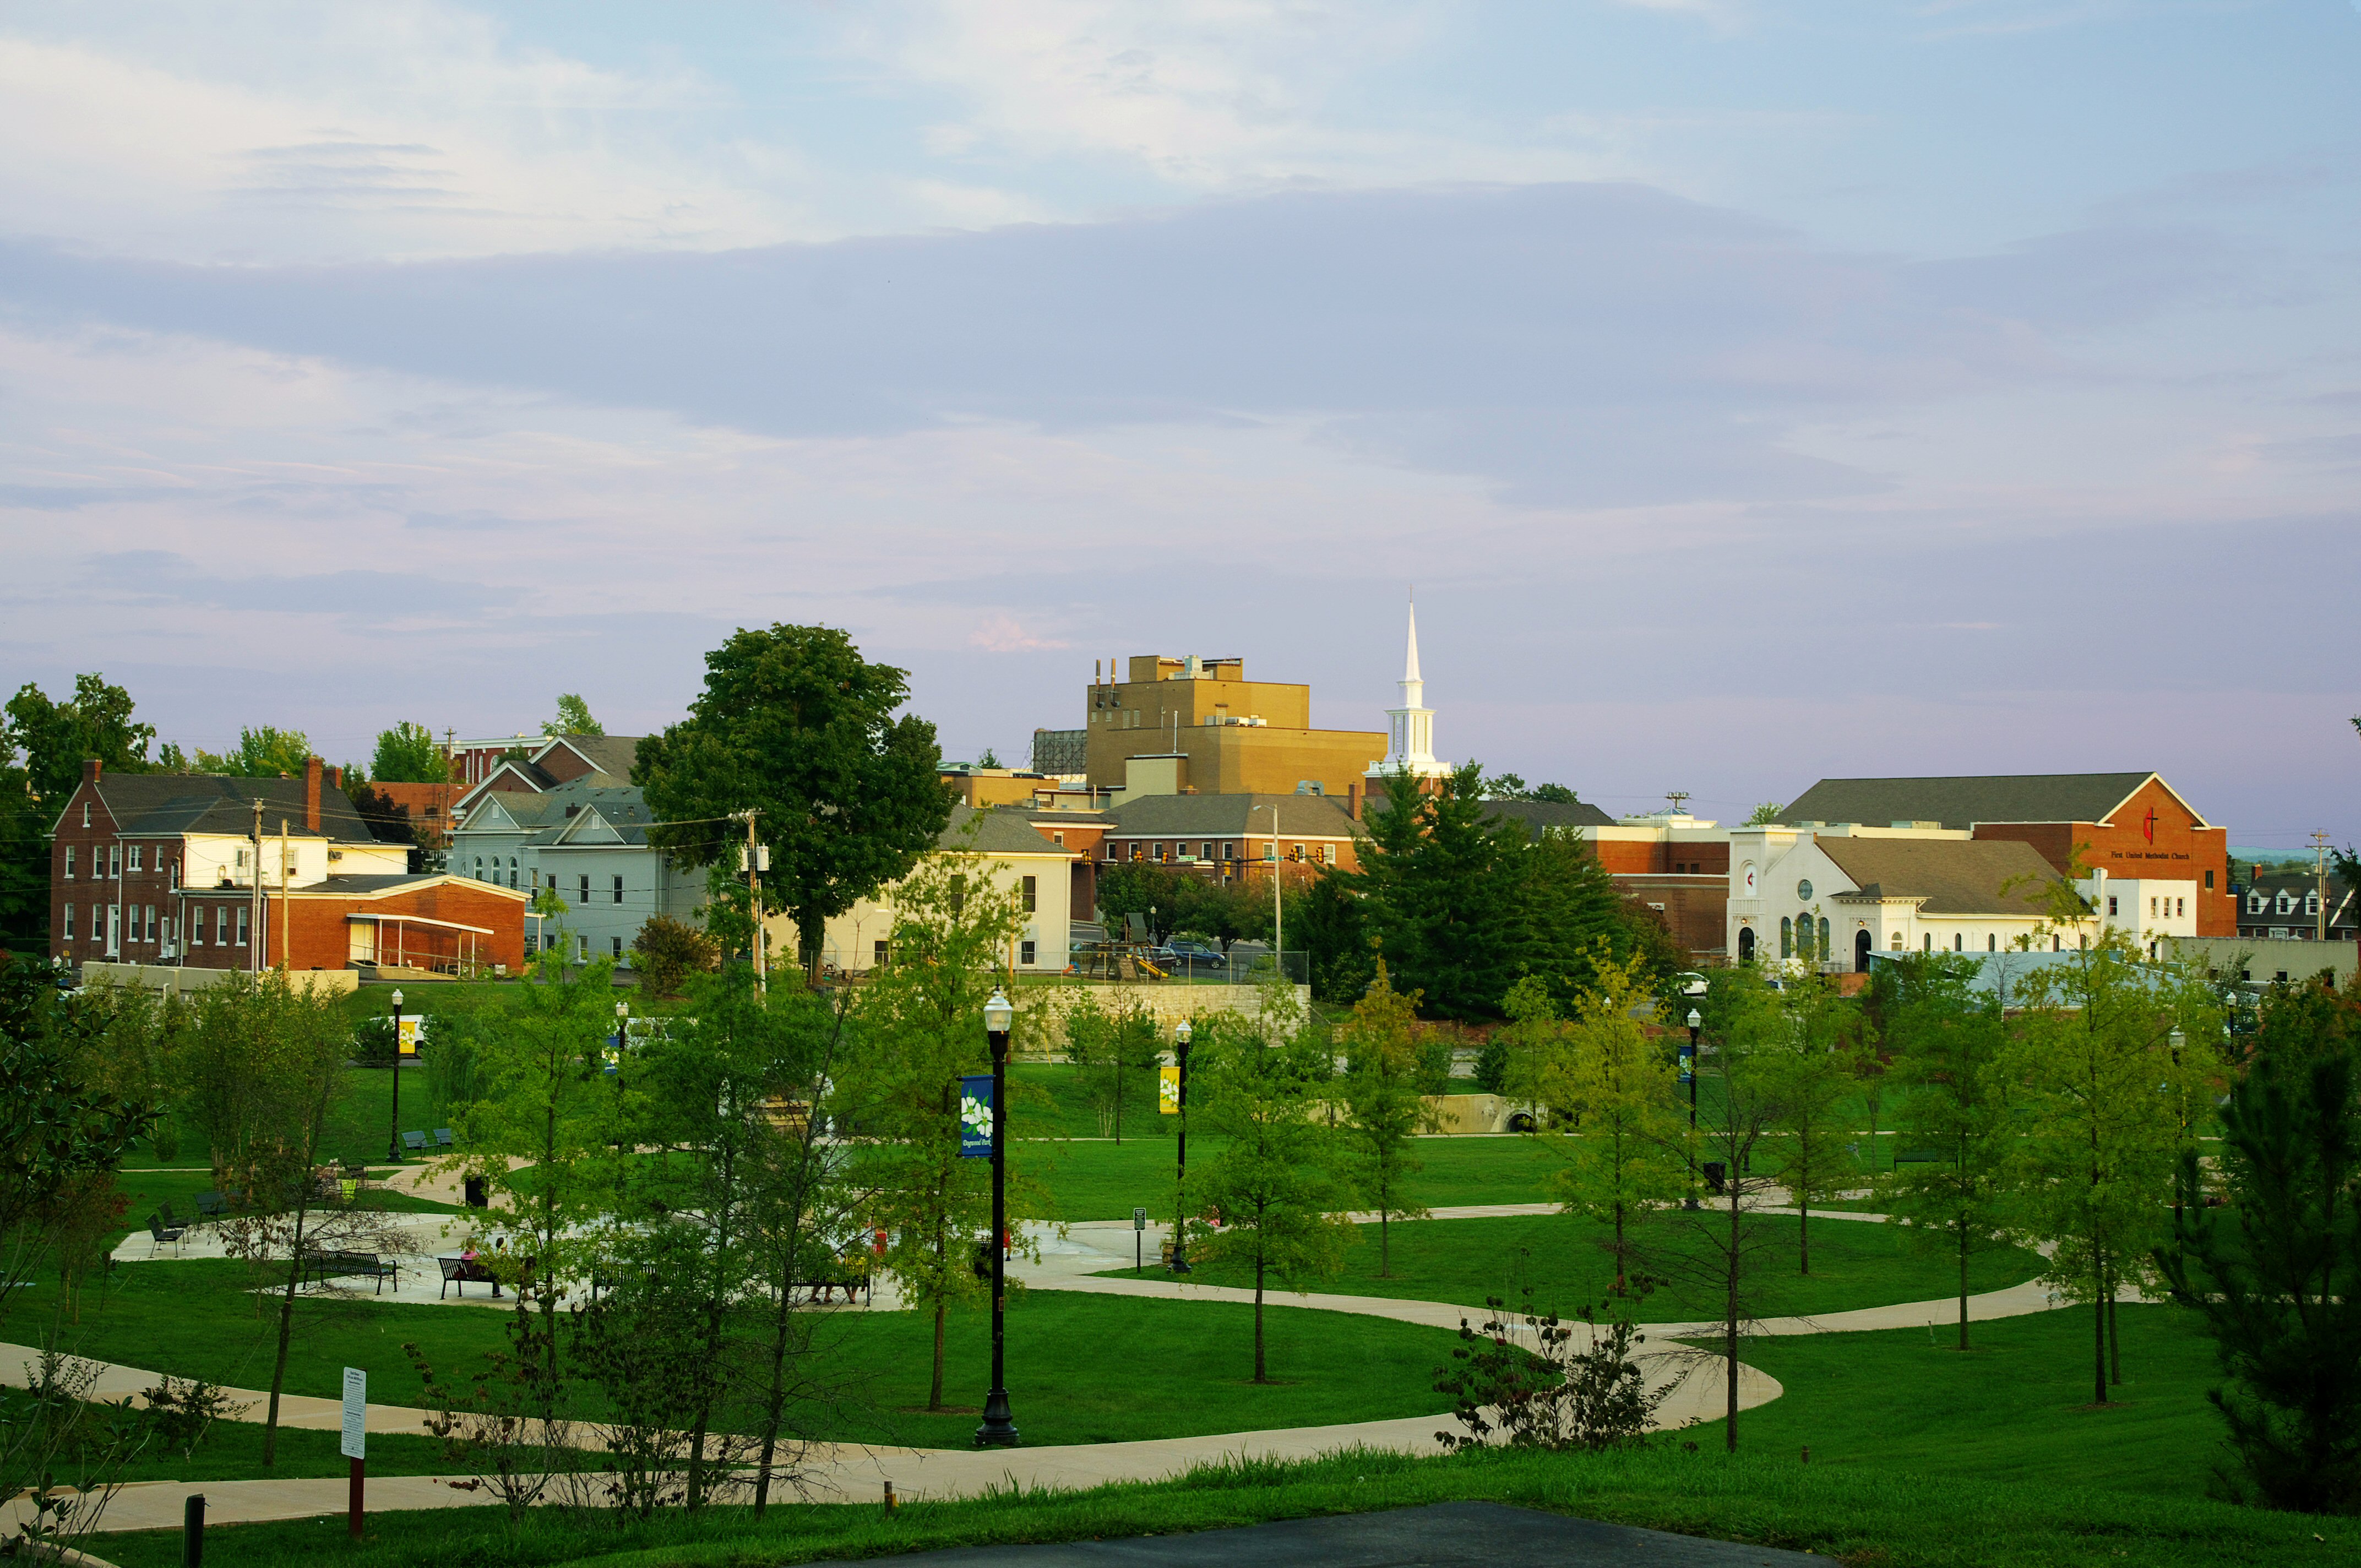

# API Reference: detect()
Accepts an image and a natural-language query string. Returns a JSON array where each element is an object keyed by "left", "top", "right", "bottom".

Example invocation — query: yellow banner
[
  {"left": 1158, "top": 1065, "right": 1180, "bottom": 1113},
  {"left": 396, "top": 1015, "right": 422, "bottom": 1057}
]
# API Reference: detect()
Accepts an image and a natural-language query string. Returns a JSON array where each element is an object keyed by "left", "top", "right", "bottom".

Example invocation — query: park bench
[
  {"left": 302, "top": 1250, "right": 400, "bottom": 1294},
  {"left": 1895, "top": 1148, "right": 1946, "bottom": 1165},
  {"left": 193, "top": 1190, "right": 230, "bottom": 1222},
  {"left": 401, "top": 1130, "right": 429, "bottom": 1154},
  {"left": 146, "top": 1213, "right": 186, "bottom": 1256},
  {"left": 437, "top": 1255, "right": 502, "bottom": 1299},
  {"left": 433, "top": 1128, "right": 455, "bottom": 1148}
]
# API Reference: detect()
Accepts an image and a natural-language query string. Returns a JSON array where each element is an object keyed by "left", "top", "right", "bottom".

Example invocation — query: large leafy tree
[
  {"left": 192, "top": 726, "right": 312, "bottom": 777},
  {"left": 545, "top": 695, "right": 603, "bottom": 737},
  {"left": 369, "top": 721, "right": 449, "bottom": 783},
  {"left": 636, "top": 625, "right": 951, "bottom": 975},
  {"left": 4, "top": 674, "right": 157, "bottom": 805},
  {"left": 2161, "top": 977, "right": 2361, "bottom": 1513}
]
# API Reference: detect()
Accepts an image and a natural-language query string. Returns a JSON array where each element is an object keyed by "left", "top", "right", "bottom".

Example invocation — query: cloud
[
  {"left": 969, "top": 614, "right": 1071, "bottom": 653},
  {"left": 1, "top": 181, "right": 2266, "bottom": 511}
]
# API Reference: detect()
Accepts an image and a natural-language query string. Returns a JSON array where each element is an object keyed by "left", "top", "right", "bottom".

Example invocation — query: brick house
[{"left": 48, "top": 756, "right": 526, "bottom": 976}]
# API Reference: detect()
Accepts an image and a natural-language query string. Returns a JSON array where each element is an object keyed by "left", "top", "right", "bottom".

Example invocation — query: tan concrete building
[{"left": 1079, "top": 653, "right": 1386, "bottom": 799}]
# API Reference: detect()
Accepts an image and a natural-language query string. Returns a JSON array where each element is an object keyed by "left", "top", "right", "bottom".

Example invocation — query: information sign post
[{"left": 340, "top": 1366, "right": 366, "bottom": 1540}]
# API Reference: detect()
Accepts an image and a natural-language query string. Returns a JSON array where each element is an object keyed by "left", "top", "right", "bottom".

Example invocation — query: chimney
[
  {"left": 83, "top": 757, "right": 102, "bottom": 785},
  {"left": 327, "top": 765, "right": 343, "bottom": 790},
  {"left": 304, "top": 756, "right": 323, "bottom": 832},
  {"left": 1348, "top": 782, "right": 1362, "bottom": 821}
]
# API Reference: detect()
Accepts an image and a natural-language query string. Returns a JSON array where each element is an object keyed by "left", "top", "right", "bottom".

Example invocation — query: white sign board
[{"left": 340, "top": 1366, "right": 367, "bottom": 1460}]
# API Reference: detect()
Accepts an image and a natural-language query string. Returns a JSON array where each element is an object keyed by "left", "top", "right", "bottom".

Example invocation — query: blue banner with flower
[{"left": 958, "top": 1074, "right": 994, "bottom": 1158}]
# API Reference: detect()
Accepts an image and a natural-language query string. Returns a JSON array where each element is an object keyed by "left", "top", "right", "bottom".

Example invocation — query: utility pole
[
  {"left": 1259, "top": 802, "right": 1282, "bottom": 987},
  {"left": 249, "top": 798, "right": 264, "bottom": 974},
  {"left": 278, "top": 818, "right": 291, "bottom": 971},
  {"left": 734, "top": 809, "right": 767, "bottom": 991},
  {"left": 2314, "top": 831, "right": 2333, "bottom": 944}
]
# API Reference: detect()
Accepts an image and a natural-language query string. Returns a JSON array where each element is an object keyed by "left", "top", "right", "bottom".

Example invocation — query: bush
[{"left": 632, "top": 916, "right": 720, "bottom": 998}]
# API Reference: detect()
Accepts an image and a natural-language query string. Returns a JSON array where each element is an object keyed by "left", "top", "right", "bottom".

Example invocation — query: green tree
[
  {"left": 1744, "top": 803, "right": 1783, "bottom": 826},
  {"left": 636, "top": 625, "right": 951, "bottom": 978},
  {"left": 0, "top": 736, "right": 44, "bottom": 940},
  {"left": 3, "top": 674, "right": 157, "bottom": 804},
  {"left": 369, "top": 721, "right": 449, "bottom": 783},
  {"left": 2006, "top": 931, "right": 2219, "bottom": 1404},
  {"left": 1504, "top": 952, "right": 1687, "bottom": 1295},
  {"left": 835, "top": 849, "right": 1030, "bottom": 1409},
  {"left": 1762, "top": 970, "right": 1865, "bottom": 1276},
  {"left": 1337, "top": 962, "right": 1434, "bottom": 1277},
  {"left": 447, "top": 955, "right": 630, "bottom": 1416},
  {"left": 1186, "top": 989, "right": 1355, "bottom": 1383},
  {"left": 193, "top": 726, "right": 312, "bottom": 777},
  {"left": 1057, "top": 989, "right": 1160, "bottom": 1142},
  {"left": 1096, "top": 862, "right": 1192, "bottom": 944},
  {"left": 631, "top": 914, "right": 720, "bottom": 998},
  {"left": 1659, "top": 966, "right": 1791, "bottom": 1450},
  {"left": 2161, "top": 976, "right": 2361, "bottom": 1512},
  {"left": 545, "top": 695, "right": 603, "bottom": 737},
  {"left": 1879, "top": 954, "right": 2015, "bottom": 1347},
  {"left": 1173, "top": 879, "right": 1267, "bottom": 956}
]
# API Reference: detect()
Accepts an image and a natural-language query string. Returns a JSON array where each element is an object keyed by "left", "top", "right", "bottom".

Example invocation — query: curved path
[{"left": 30, "top": 1199, "right": 2084, "bottom": 1536}]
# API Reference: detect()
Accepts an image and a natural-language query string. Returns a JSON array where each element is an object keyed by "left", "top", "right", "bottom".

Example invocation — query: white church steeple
[{"left": 1369, "top": 594, "right": 1449, "bottom": 780}]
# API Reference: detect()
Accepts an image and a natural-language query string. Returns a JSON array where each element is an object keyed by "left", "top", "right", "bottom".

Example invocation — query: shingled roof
[
  {"left": 79, "top": 771, "right": 382, "bottom": 843},
  {"left": 1781, "top": 773, "right": 2170, "bottom": 831},
  {"left": 1818, "top": 837, "right": 2063, "bottom": 917},
  {"left": 1103, "top": 793, "right": 1367, "bottom": 839},
  {"left": 938, "top": 805, "right": 1079, "bottom": 857}
]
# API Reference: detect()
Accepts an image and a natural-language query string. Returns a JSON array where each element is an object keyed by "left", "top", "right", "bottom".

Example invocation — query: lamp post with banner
[
  {"left": 1682, "top": 1007, "right": 1702, "bottom": 1210},
  {"left": 972, "top": 988, "right": 1019, "bottom": 1447},
  {"left": 1167, "top": 1017, "right": 1193, "bottom": 1272},
  {"left": 384, "top": 988, "right": 405, "bottom": 1161}
]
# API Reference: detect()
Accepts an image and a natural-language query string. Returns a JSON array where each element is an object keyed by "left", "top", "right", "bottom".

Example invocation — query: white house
[
  {"left": 448, "top": 779, "right": 708, "bottom": 967},
  {"left": 1727, "top": 826, "right": 2086, "bottom": 970},
  {"left": 781, "top": 806, "right": 1079, "bottom": 976}
]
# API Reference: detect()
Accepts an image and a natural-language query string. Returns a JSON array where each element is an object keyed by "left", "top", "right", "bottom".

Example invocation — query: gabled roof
[
  {"left": 70, "top": 771, "right": 383, "bottom": 844},
  {"left": 454, "top": 780, "right": 662, "bottom": 848},
  {"left": 1780, "top": 773, "right": 2191, "bottom": 831},
  {"left": 532, "top": 733, "right": 643, "bottom": 780},
  {"left": 939, "top": 805, "right": 1079, "bottom": 858},
  {"left": 1481, "top": 799, "right": 1618, "bottom": 836},
  {"left": 1818, "top": 838, "right": 2062, "bottom": 917},
  {"left": 1103, "top": 793, "right": 1368, "bottom": 839}
]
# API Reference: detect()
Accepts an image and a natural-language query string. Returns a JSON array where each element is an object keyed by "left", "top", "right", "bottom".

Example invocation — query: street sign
[
  {"left": 958, "top": 1074, "right": 994, "bottom": 1158},
  {"left": 1157, "top": 1065, "right": 1180, "bottom": 1113},
  {"left": 339, "top": 1367, "right": 366, "bottom": 1460},
  {"left": 1133, "top": 1206, "right": 1147, "bottom": 1231}
]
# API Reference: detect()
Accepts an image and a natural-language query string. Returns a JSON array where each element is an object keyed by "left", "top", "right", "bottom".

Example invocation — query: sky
[{"left": 2, "top": 1, "right": 2357, "bottom": 844}]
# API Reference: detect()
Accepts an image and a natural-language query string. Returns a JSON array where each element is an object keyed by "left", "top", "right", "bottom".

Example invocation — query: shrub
[{"left": 632, "top": 916, "right": 720, "bottom": 998}]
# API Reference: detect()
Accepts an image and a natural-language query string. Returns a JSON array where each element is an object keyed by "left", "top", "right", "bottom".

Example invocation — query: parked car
[
  {"left": 1677, "top": 970, "right": 1708, "bottom": 997},
  {"left": 1165, "top": 939, "right": 1227, "bottom": 968}
]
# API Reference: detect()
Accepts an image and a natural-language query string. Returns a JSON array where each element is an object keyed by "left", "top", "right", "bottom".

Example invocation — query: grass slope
[
  {"left": 1022, "top": 1135, "right": 1560, "bottom": 1222},
  {"left": 3, "top": 1263, "right": 1459, "bottom": 1451},
  {"left": 90, "top": 1440, "right": 2353, "bottom": 1568},
  {"left": 1135, "top": 1211, "right": 2046, "bottom": 1324}
]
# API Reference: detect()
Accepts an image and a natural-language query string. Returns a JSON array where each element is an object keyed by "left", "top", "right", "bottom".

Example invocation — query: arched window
[
  {"left": 1780, "top": 917, "right": 1793, "bottom": 958},
  {"left": 1988, "top": 933, "right": 1998, "bottom": 952},
  {"left": 1953, "top": 932, "right": 1963, "bottom": 952},
  {"left": 474, "top": 856, "right": 483, "bottom": 879},
  {"left": 1738, "top": 925, "right": 1755, "bottom": 961},
  {"left": 1818, "top": 917, "right": 1830, "bottom": 959},
  {"left": 509, "top": 857, "right": 519, "bottom": 889},
  {"left": 1889, "top": 932, "right": 1903, "bottom": 951},
  {"left": 1923, "top": 932, "right": 1933, "bottom": 952}
]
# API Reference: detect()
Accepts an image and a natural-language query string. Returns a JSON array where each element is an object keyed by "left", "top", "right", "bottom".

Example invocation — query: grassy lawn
[
  {"left": 1135, "top": 1212, "right": 2046, "bottom": 1324},
  {"left": 3, "top": 1262, "right": 1459, "bottom": 1452},
  {"left": 89, "top": 1436, "right": 2351, "bottom": 1568},
  {"left": 1682, "top": 1302, "right": 2224, "bottom": 1498},
  {"left": 1020, "top": 1135, "right": 1560, "bottom": 1222}
]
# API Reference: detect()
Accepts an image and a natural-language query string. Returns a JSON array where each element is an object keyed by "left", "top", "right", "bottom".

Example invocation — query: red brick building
[
  {"left": 1780, "top": 772, "right": 2233, "bottom": 938},
  {"left": 49, "top": 757, "right": 526, "bottom": 976}
]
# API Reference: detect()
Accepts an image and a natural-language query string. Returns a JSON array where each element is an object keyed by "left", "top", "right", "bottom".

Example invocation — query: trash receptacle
[
  {"left": 464, "top": 1175, "right": 488, "bottom": 1208},
  {"left": 1702, "top": 1161, "right": 1727, "bottom": 1195}
]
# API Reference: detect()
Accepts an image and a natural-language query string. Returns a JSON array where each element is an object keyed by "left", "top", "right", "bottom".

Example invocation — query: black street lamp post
[
  {"left": 1682, "top": 1006, "right": 1702, "bottom": 1210},
  {"left": 384, "top": 987, "right": 405, "bottom": 1161},
  {"left": 1169, "top": 1017, "right": 1193, "bottom": 1273},
  {"left": 975, "top": 988, "right": 1019, "bottom": 1449}
]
